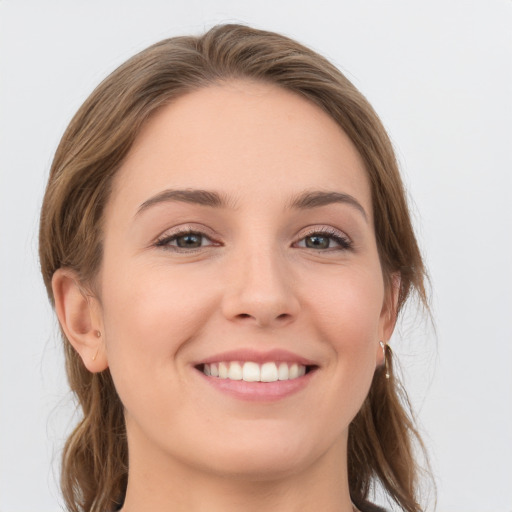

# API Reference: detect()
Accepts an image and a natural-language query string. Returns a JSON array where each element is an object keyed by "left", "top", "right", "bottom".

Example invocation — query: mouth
[
  {"left": 194, "top": 361, "right": 318, "bottom": 382},
  {"left": 192, "top": 349, "right": 319, "bottom": 401}
]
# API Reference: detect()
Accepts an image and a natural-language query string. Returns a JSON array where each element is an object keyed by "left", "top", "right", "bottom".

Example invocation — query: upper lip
[{"left": 193, "top": 348, "right": 318, "bottom": 367}]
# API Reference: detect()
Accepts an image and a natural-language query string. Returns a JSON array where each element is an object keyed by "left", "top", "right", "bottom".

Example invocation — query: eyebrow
[
  {"left": 136, "top": 189, "right": 230, "bottom": 216},
  {"left": 288, "top": 190, "right": 368, "bottom": 221},
  {"left": 136, "top": 188, "right": 368, "bottom": 222}
]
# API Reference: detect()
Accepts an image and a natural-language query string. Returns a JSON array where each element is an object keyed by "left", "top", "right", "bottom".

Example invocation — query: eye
[
  {"left": 155, "top": 230, "right": 217, "bottom": 251},
  {"left": 295, "top": 229, "right": 352, "bottom": 251}
]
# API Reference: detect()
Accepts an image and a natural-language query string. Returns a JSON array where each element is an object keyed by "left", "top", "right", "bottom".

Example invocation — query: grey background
[{"left": 1, "top": 1, "right": 511, "bottom": 511}]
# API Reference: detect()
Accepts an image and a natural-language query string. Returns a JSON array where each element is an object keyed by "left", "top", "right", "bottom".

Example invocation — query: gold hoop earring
[{"left": 379, "top": 341, "right": 391, "bottom": 379}]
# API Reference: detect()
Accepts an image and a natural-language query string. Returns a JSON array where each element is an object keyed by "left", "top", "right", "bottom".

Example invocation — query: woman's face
[{"left": 95, "top": 81, "right": 394, "bottom": 480}]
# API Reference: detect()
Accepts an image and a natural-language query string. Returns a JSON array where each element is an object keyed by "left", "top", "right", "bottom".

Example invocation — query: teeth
[
  {"left": 228, "top": 362, "right": 243, "bottom": 380},
  {"left": 202, "top": 361, "right": 308, "bottom": 382},
  {"left": 219, "top": 362, "right": 228, "bottom": 379},
  {"left": 278, "top": 362, "right": 289, "bottom": 380},
  {"left": 243, "top": 362, "right": 260, "bottom": 382},
  {"left": 260, "top": 362, "right": 278, "bottom": 382}
]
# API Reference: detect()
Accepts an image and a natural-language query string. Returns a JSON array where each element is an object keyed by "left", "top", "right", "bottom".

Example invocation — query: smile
[
  {"left": 201, "top": 361, "right": 308, "bottom": 382},
  {"left": 193, "top": 349, "right": 319, "bottom": 401}
]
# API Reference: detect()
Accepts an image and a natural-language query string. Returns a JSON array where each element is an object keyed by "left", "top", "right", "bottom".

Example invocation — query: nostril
[{"left": 230, "top": 310, "right": 296, "bottom": 327}]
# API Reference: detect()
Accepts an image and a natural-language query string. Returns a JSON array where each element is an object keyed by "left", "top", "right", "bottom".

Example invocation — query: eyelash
[
  {"left": 154, "top": 227, "right": 353, "bottom": 252},
  {"left": 295, "top": 227, "right": 353, "bottom": 251},
  {"left": 155, "top": 229, "right": 218, "bottom": 252}
]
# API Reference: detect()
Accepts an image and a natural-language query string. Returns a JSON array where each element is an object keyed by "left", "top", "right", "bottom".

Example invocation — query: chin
[
  {"left": 204, "top": 450, "right": 310, "bottom": 482},
  {"left": 187, "top": 425, "right": 332, "bottom": 482}
]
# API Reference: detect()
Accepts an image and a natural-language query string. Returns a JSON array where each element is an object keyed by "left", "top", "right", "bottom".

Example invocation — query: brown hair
[{"left": 39, "top": 24, "right": 430, "bottom": 512}]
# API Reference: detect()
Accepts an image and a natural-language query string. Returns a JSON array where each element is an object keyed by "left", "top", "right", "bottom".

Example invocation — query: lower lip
[{"left": 195, "top": 368, "right": 317, "bottom": 402}]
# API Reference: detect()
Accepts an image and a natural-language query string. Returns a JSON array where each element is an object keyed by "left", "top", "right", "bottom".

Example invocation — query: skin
[{"left": 53, "top": 81, "right": 397, "bottom": 512}]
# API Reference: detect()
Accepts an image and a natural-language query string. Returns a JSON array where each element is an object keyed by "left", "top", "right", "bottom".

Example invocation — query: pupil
[
  {"left": 177, "top": 234, "right": 202, "bottom": 248},
  {"left": 306, "top": 235, "right": 329, "bottom": 249}
]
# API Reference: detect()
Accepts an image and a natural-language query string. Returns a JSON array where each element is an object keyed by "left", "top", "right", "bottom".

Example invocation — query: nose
[{"left": 221, "top": 245, "right": 300, "bottom": 328}]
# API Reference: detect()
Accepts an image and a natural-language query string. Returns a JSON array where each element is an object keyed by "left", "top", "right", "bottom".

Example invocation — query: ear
[
  {"left": 52, "top": 268, "right": 108, "bottom": 372},
  {"left": 376, "top": 272, "right": 401, "bottom": 365}
]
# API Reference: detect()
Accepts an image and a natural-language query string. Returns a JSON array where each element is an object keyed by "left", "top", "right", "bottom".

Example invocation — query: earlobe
[
  {"left": 376, "top": 273, "right": 401, "bottom": 367},
  {"left": 379, "top": 272, "right": 401, "bottom": 340},
  {"left": 51, "top": 269, "right": 108, "bottom": 372}
]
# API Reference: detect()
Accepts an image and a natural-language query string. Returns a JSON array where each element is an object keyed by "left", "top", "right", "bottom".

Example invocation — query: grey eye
[
  {"left": 156, "top": 230, "right": 215, "bottom": 250},
  {"left": 304, "top": 235, "right": 331, "bottom": 249},
  {"left": 295, "top": 230, "right": 352, "bottom": 251},
  {"left": 175, "top": 233, "right": 204, "bottom": 248}
]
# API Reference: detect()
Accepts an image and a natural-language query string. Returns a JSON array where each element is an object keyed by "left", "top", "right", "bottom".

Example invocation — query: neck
[{"left": 120, "top": 429, "right": 354, "bottom": 512}]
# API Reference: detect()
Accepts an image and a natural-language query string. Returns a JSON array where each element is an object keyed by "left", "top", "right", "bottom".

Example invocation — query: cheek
[
  {"left": 99, "top": 263, "right": 219, "bottom": 385},
  {"left": 306, "top": 265, "right": 384, "bottom": 344},
  {"left": 304, "top": 265, "right": 384, "bottom": 401}
]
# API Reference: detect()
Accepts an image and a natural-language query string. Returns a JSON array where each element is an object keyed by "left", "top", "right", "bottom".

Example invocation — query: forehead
[{"left": 109, "top": 80, "right": 372, "bottom": 217}]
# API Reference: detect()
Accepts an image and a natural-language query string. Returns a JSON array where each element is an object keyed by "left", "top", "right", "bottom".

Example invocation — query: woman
[{"left": 39, "top": 24, "right": 430, "bottom": 512}]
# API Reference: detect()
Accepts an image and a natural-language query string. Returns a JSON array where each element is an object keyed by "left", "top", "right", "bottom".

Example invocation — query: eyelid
[
  {"left": 294, "top": 225, "right": 353, "bottom": 250},
  {"left": 152, "top": 223, "right": 352, "bottom": 251},
  {"left": 153, "top": 224, "right": 220, "bottom": 249}
]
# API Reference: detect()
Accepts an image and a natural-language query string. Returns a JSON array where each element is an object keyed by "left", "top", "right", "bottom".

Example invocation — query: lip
[
  {"left": 191, "top": 348, "right": 319, "bottom": 402},
  {"left": 192, "top": 348, "right": 318, "bottom": 366},
  {"left": 195, "top": 366, "right": 317, "bottom": 402}
]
